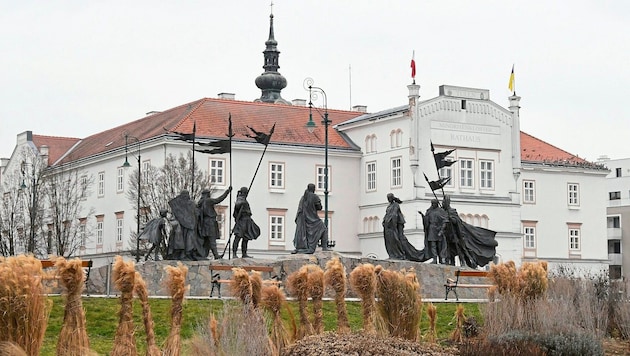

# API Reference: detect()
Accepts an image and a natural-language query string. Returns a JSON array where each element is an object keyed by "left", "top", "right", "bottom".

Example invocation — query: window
[
  {"left": 438, "top": 166, "right": 454, "bottom": 187},
  {"left": 117, "top": 167, "right": 124, "bottom": 192},
  {"left": 79, "top": 218, "right": 87, "bottom": 247},
  {"left": 608, "top": 216, "right": 621, "bottom": 228},
  {"left": 460, "top": 159, "right": 473, "bottom": 188},
  {"left": 209, "top": 159, "right": 225, "bottom": 185},
  {"left": 215, "top": 207, "right": 227, "bottom": 241},
  {"left": 97, "top": 172, "right": 105, "bottom": 197},
  {"left": 270, "top": 216, "right": 284, "bottom": 242},
  {"left": 80, "top": 175, "right": 88, "bottom": 199},
  {"left": 269, "top": 162, "right": 285, "bottom": 189},
  {"left": 96, "top": 222, "right": 103, "bottom": 245},
  {"left": 316, "top": 165, "right": 330, "bottom": 192},
  {"left": 479, "top": 160, "right": 493, "bottom": 189},
  {"left": 390, "top": 129, "right": 402, "bottom": 148},
  {"left": 366, "top": 161, "right": 377, "bottom": 191},
  {"left": 523, "top": 180, "right": 535, "bottom": 203},
  {"left": 616, "top": 168, "right": 622, "bottom": 177},
  {"left": 610, "top": 265, "right": 622, "bottom": 280},
  {"left": 116, "top": 218, "right": 124, "bottom": 242},
  {"left": 391, "top": 157, "right": 402, "bottom": 188},
  {"left": 568, "top": 183, "right": 580, "bottom": 206},
  {"left": 608, "top": 240, "right": 621, "bottom": 254},
  {"left": 609, "top": 191, "right": 621, "bottom": 200},
  {"left": 569, "top": 228, "right": 580, "bottom": 250},
  {"left": 365, "top": 134, "right": 377, "bottom": 153},
  {"left": 524, "top": 227, "right": 536, "bottom": 249},
  {"left": 142, "top": 160, "right": 150, "bottom": 182}
]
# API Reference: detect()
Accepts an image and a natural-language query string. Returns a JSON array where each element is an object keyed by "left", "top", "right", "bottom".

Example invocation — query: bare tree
[
  {"left": 0, "top": 170, "right": 26, "bottom": 256},
  {"left": 42, "top": 163, "right": 95, "bottom": 257},
  {"left": 126, "top": 151, "right": 209, "bottom": 258}
]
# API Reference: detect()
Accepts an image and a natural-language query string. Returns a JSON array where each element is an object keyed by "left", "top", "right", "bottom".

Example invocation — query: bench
[
  {"left": 40, "top": 259, "right": 94, "bottom": 295},
  {"left": 444, "top": 270, "right": 493, "bottom": 301},
  {"left": 208, "top": 265, "right": 280, "bottom": 298}
]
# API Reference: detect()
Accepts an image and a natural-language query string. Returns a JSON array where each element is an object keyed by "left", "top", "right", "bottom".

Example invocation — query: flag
[
  {"left": 245, "top": 122, "right": 276, "bottom": 145},
  {"left": 172, "top": 131, "right": 195, "bottom": 142},
  {"left": 424, "top": 173, "right": 451, "bottom": 191},
  {"left": 410, "top": 50, "right": 416, "bottom": 80},
  {"left": 196, "top": 139, "right": 231, "bottom": 154},
  {"left": 508, "top": 64, "right": 515, "bottom": 93},
  {"left": 434, "top": 149, "right": 456, "bottom": 169}
]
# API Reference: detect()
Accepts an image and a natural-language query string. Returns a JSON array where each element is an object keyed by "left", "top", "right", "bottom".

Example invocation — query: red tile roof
[
  {"left": 56, "top": 98, "right": 364, "bottom": 165},
  {"left": 520, "top": 131, "right": 602, "bottom": 168},
  {"left": 31, "top": 135, "right": 80, "bottom": 165}
]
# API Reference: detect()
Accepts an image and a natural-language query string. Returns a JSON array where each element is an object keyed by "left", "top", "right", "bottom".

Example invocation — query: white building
[
  {"left": 0, "top": 12, "right": 611, "bottom": 274},
  {"left": 601, "top": 157, "right": 630, "bottom": 279}
]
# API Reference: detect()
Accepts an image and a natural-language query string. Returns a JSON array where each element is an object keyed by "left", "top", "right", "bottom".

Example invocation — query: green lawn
[{"left": 41, "top": 296, "right": 482, "bottom": 355}]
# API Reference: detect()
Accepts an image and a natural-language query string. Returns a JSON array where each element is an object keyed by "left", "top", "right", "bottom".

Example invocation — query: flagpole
[
  {"left": 228, "top": 114, "right": 233, "bottom": 259},
  {"left": 191, "top": 121, "right": 196, "bottom": 195}
]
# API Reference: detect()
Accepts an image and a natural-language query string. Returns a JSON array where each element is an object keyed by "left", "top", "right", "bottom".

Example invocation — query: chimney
[
  {"left": 40, "top": 145, "right": 49, "bottom": 166},
  {"left": 352, "top": 105, "right": 368, "bottom": 113},
  {"left": 218, "top": 92, "right": 236, "bottom": 100},
  {"left": 292, "top": 99, "right": 307, "bottom": 106}
]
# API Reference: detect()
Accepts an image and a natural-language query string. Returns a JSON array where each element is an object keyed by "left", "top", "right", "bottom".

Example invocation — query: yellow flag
[{"left": 508, "top": 65, "right": 515, "bottom": 93}]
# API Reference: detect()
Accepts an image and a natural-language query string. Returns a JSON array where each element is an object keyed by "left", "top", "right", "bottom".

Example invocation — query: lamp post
[
  {"left": 304, "top": 78, "right": 335, "bottom": 248},
  {"left": 123, "top": 134, "right": 142, "bottom": 262},
  {"left": 20, "top": 161, "right": 37, "bottom": 254}
]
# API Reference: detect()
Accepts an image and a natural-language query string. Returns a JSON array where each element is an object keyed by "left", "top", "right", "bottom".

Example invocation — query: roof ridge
[{"left": 32, "top": 134, "right": 81, "bottom": 141}]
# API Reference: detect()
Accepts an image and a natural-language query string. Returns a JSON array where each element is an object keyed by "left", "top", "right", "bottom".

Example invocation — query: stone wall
[{"left": 86, "top": 252, "right": 491, "bottom": 300}]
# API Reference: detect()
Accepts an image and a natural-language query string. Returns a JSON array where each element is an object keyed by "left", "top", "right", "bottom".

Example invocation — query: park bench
[
  {"left": 208, "top": 264, "right": 280, "bottom": 298},
  {"left": 444, "top": 269, "right": 493, "bottom": 301},
  {"left": 40, "top": 259, "right": 94, "bottom": 295}
]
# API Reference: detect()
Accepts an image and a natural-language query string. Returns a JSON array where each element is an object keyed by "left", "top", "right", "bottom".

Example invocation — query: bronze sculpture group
[
  {"left": 139, "top": 187, "right": 233, "bottom": 261},
  {"left": 382, "top": 193, "right": 498, "bottom": 268}
]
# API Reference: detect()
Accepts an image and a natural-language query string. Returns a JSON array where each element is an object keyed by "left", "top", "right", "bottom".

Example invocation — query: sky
[{"left": 1, "top": 1, "right": 629, "bottom": 162}]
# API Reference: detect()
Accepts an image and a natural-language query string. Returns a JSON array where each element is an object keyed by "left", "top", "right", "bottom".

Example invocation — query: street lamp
[
  {"left": 20, "top": 161, "right": 37, "bottom": 254},
  {"left": 304, "top": 78, "right": 335, "bottom": 248},
  {"left": 123, "top": 134, "right": 142, "bottom": 262}
]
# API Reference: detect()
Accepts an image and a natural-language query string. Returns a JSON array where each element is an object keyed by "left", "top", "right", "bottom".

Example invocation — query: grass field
[{"left": 41, "top": 296, "right": 482, "bottom": 355}]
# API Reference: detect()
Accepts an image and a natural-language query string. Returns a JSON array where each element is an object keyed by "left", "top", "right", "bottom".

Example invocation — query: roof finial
[
  {"left": 255, "top": 4, "right": 290, "bottom": 105},
  {"left": 270, "top": 1, "right": 274, "bottom": 15}
]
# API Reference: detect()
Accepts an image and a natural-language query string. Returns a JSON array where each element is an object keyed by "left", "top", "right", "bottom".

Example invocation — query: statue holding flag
[{"left": 419, "top": 142, "right": 499, "bottom": 267}]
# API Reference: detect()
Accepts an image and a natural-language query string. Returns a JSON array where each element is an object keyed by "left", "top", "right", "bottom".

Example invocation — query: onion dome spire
[{"left": 255, "top": 11, "right": 290, "bottom": 105}]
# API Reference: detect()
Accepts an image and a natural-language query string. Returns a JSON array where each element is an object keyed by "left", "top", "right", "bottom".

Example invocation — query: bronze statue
[
  {"left": 421, "top": 199, "right": 448, "bottom": 264},
  {"left": 232, "top": 187, "right": 260, "bottom": 258},
  {"left": 292, "top": 183, "right": 329, "bottom": 254},
  {"left": 382, "top": 193, "right": 406, "bottom": 259},
  {"left": 440, "top": 195, "right": 498, "bottom": 268},
  {"left": 167, "top": 190, "right": 205, "bottom": 260},
  {"left": 138, "top": 208, "right": 168, "bottom": 261},
  {"left": 197, "top": 186, "right": 232, "bottom": 259}
]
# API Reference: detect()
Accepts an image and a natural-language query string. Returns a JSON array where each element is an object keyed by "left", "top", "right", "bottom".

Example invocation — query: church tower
[{"left": 254, "top": 9, "right": 291, "bottom": 105}]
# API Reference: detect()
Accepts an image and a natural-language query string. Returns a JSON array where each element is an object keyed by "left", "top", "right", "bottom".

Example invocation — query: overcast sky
[{"left": 2, "top": 1, "right": 628, "bottom": 162}]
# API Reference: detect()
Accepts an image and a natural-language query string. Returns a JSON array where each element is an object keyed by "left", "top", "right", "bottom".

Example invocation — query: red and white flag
[{"left": 410, "top": 50, "right": 416, "bottom": 80}]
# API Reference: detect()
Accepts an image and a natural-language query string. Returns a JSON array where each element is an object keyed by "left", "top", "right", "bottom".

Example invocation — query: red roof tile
[
  {"left": 56, "top": 98, "right": 364, "bottom": 165},
  {"left": 31, "top": 135, "right": 80, "bottom": 165},
  {"left": 520, "top": 131, "right": 591, "bottom": 165}
]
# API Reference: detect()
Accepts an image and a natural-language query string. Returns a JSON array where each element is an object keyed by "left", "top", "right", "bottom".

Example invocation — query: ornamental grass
[
  {"left": 110, "top": 256, "right": 137, "bottom": 356},
  {"left": 133, "top": 271, "right": 160, "bottom": 356},
  {"left": 324, "top": 257, "right": 350, "bottom": 334},
  {"left": 163, "top": 262, "right": 188, "bottom": 356},
  {"left": 55, "top": 257, "right": 90, "bottom": 356},
  {"left": 286, "top": 265, "right": 313, "bottom": 339},
  {"left": 374, "top": 266, "right": 422, "bottom": 341},
  {"left": 0, "top": 255, "right": 51, "bottom": 356},
  {"left": 349, "top": 263, "right": 377, "bottom": 334}
]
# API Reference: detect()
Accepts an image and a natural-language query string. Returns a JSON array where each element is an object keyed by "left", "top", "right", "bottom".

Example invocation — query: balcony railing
[
  {"left": 608, "top": 227, "right": 622, "bottom": 240},
  {"left": 609, "top": 253, "right": 623, "bottom": 265}
]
